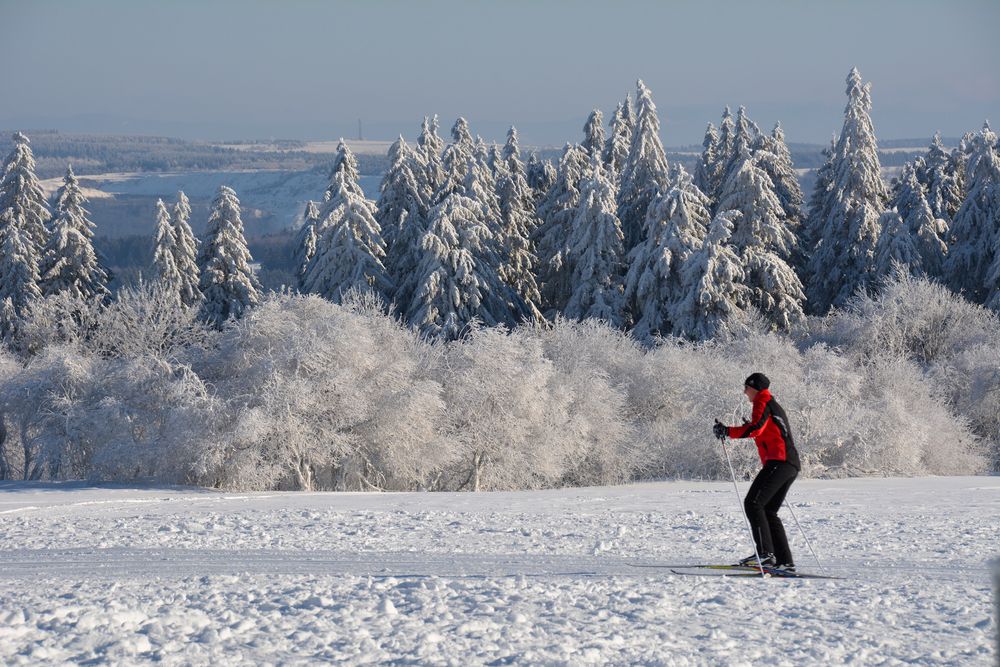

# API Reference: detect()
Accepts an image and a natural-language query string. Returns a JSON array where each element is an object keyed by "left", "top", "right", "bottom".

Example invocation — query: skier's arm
[{"left": 727, "top": 401, "right": 770, "bottom": 439}]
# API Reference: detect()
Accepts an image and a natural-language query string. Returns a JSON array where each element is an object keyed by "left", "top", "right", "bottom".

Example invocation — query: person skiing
[{"left": 713, "top": 372, "right": 801, "bottom": 572}]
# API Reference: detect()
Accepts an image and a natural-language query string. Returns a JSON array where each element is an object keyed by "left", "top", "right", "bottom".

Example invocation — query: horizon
[{"left": 2, "top": 1, "right": 998, "bottom": 147}]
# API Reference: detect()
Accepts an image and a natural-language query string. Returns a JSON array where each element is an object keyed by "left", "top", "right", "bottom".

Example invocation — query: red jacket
[{"left": 727, "top": 389, "right": 800, "bottom": 469}]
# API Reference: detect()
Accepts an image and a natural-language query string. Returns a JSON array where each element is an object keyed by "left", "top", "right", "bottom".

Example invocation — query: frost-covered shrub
[
  {"left": 929, "top": 344, "right": 1000, "bottom": 471},
  {"left": 196, "top": 292, "right": 449, "bottom": 491},
  {"left": 809, "top": 271, "right": 999, "bottom": 366}
]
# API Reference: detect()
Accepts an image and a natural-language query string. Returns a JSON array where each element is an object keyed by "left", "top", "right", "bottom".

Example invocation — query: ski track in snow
[{"left": 0, "top": 477, "right": 995, "bottom": 665}]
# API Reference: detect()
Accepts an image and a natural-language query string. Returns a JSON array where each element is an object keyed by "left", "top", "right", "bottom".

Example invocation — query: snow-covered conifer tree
[
  {"left": 302, "top": 152, "right": 391, "bottom": 305},
  {"left": 0, "top": 132, "right": 50, "bottom": 258},
  {"left": 294, "top": 200, "right": 320, "bottom": 286},
  {"left": 920, "top": 133, "right": 964, "bottom": 222},
  {"left": 719, "top": 106, "right": 761, "bottom": 187},
  {"left": 197, "top": 186, "right": 261, "bottom": 327},
  {"left": 563, "top": 158, "right": 625, "bottom": 326},
  {"left": 891, "top": 164, "right": 948, "bottom": 278},
  {"left": 717, "top": 148, "right": 805, "bottom": 330},
  {"left": 602, "top": 101, "right": 633, "bottom": 179},
  {"left": 526, "top": 154, "right": 556, "bottom": 207},
  {"left": 755, "top": 123, "right": 804, "bottom": 225},
  {"left": 533, "top": 144, "right": 588, "bottom": 314},
  {"left": 416, "top": 115, "right": 445, "bottom": 200},
  {"left": 39, "top": 166, "right": 110, "bottom": 300},
  {"left": 710, "top": 107, "right": 737, "bottom": 203},
  {"left": 377, "top": 138, "right": 431, "bottom": 311},
  {"left": 152, "top": 198, "right": 182, "bottom": 297},
  {"left": 0, "top": 214, "right": 42, "bottom": 319},
  {"left": 805, "top": 68, "right": 889, "bottom": 314},
  {"left": 436, "top": 117, "right": 477, "bottom": 203},
  {"left": 946, "top": 122, "right": 1000, "bottom": 302},
  {"left": 671, "top": 210, "right": 751, "bottom": 340},
  {"left": 874, "top": 209, "right": 922, "bottom": 279},
  {"left": 407, "top": 192, "right": 508, "bottom": 340},
  {"left": 322, "top": 139, "right": 368, "bottom": 203},
  {"left": 170, "top": 191, "right": 202, "bottom": 308},
  {"left": 693, "top": 122, "right": 720, "bottom": 197},
  {"left": 582, "top": 109, "right": 605, "bottom": 160},
  {"left": 617, "top": 80, "right": 670, "bottom": 251},
  {"left": 625, "top": 165, "right": 711, "bottom": 340},
  {"left": 496, "top": 128, "right": 543, "bottom": 321}
]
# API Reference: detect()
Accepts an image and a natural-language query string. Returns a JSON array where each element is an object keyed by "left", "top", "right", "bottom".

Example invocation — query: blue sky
[{"left": 1, "top": 0, "right": 997, "bottom": 146}]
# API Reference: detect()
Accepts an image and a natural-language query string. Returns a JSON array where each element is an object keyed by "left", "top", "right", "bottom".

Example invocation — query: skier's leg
[
  {"left": 763, "top": 464, "right": 798, "bottom": 566},
  {"left": 743, "top": 463, "right": 781, "bottom": 557}
]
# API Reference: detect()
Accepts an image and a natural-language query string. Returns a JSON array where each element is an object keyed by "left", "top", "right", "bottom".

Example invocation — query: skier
[{"left": 713, "top": 373, "right": 801, "bottom": 572}]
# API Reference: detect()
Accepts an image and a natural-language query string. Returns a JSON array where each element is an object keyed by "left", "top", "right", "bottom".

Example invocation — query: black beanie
[{"left": 744, "top": 373, "right": 770, "bottom": 391}]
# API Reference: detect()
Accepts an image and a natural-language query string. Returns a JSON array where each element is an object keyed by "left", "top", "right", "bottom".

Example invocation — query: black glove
[{"left": 713, "top": 420, "right": 727, "bottom": 440}]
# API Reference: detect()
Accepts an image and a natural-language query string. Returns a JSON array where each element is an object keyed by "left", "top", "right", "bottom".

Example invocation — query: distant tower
[{"left": 358, "top": 118, "right": 363, "bottom": 141}]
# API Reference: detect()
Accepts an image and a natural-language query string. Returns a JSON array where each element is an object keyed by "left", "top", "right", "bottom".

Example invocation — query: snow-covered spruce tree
[
  {"left": 406, "top": 191, "right": 509, "bottom": 340},
  {"left": 196, "top": 186, "right": 261, "bottom": 328},
  {"left": 294, "top": 200, "right": 320, "bottom": 286},
  {"left": 800, "top": 136, "right": 835, "bottom": 262},
  {"left": 920, "top": 132, "right": 964, "bottom": 222},
  {"left": 755, "top": 123, "right": 804, "bottom": 226},
  {"left": 378, "top": 138, "right": 431, "bottom": 312},
  {"left": 152, "top": 198, "right": 182, "bottom": 297},
  {"left": 39, "top": 166, "right": 110, "bottom": 301},
  {"left": 302, "top": 168, "right": 391, "bottom": 305},
  {"left": 170, "top": 191, "right": 202, "bottom": 308},
  {"left": 435, "top": 117, "right": 477, "bottom": 203},
  {"left": 602, "top": 101, "right": 633, "bottom": 179},
  {"left": 693, "top": 122, "right": 720, "bottom": 198},
  {"left": 0, "top": 217, "right": 42, "bottom": 323},
  {"left": 710, "top": 107, "right": 736, "bottom": 204},
  {"left": 670, "top": 210, "right": 752, "bottom": 340},
  {"left": 417, "top": 115, "right": 445, "bottom": 198},
  {"left": 496, "top": 131, "right": 544, "bottom": 322},
  {"left": 805, "top": 68, "right": 889, "bottom": 314},
  {"left": 891, "top": 164, "right": 948, "bottom": 278},
  {"left": 0, "top": 132, "right": 49, "bottom": 257},
  {"left": 582, "top": 109, "right": 605, "bottom": 160},
  {"left": 873, "top": 209, "right": 922, "bottom": 279},
  {"left": 563, "top": 158, "right": 626, "bottom": 327},
  {"left": 717, "top": 147, "right": 805, "bottom": 331},
  {"left": 618, "top": 80, "right": 670, "bottom": 251},
  {"left": 377, "top": 136, "right": 429, "bottom": 251},
  {"left": 526, "top": 153, "right": 556, "bottom": 207},
  {"left": 533, "top": 144, "right": 589, "bottom": 315},
  {"left": 625, "top": 165, "right": 711, "bottom": 340},
  {"left": 322, "top": 138, "right": 368, "bottom": 204},
  {"left": 718, "top": 106, "right": 761, "bottom": 189},
  {"left": 946, "top": 122, "right": 1000, "bottom": 302}
]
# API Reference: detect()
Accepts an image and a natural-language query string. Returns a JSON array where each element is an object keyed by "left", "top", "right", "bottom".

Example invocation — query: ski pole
[
  {"left": 784, "top": 499, "right": 824, "bottom": 574},
  {"left": 719, "top": 436, "right": 766, "bottom": 578}
]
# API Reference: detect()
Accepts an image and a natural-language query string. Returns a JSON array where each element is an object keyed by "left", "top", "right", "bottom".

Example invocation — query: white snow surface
[{"left": 0, "top": 477, "right": 996, "bottom": 665}]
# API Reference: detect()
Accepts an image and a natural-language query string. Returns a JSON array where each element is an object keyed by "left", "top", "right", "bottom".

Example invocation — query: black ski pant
[{"left": 743, "top": 460, "right": 798, "bottom": 566}]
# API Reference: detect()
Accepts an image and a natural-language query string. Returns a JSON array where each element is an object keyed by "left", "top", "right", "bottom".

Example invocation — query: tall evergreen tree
[
  {"left": 920, "top": 133, "right": 964, "bottom": 222},
  {"left": 152, "top": 198, "right": 182, "bottom": 297},
  {"left": 755, "top": 123, "right": 804, "bottom": 225},
  {"left": 873, "top": 208, "right": 922, "bottom": 279},
  {"left": 436, "top": 117, "right": 477, "bottom": 203},
  {"left": 946, "top": 122, "right": 1000, "bottom": 302},
  {"left": 294, "top": 200, "right": 321, "bottom": 285},
  {"left": 671, "top": 210, "right": 751, "bottom": 341},
  {"left": 0, "top": 132, "right": 49, "bottom": 259},
  {"left": 526, "top": 154, "right": 556, "bottom": 208},
  {"left": 625, "top": 165, "right": 711, "bottom": 340},
  {"left": 197, "top": 186, "right": 261, "bottom": 328},
  {"left": 0, "top": 215, "right": 42, "bottom": 320},
  {"left": 533, "top": 144, "right": 589, "bottom": 314},
  {"left": 323, "top": 139, "right": 368, "bottom": 204},
  {"left": 416, "top": 115, "right": 445, "bottom": 201},
  {"left": 717, "top": 148, "right": 805, "bottom": 331},
  {"left": 407, "top": 192, "right": 509, "bottom": 340},
  {"left": 39, "top": 166, "right": 110, "bottom": 300},
  {"left": 711, "top": 107, "right": 737, "bottom": 203},
  {"left": 171, "top": 191, "right": 202, "bottom": 308},
  {"left": 618, "top": 80, "right": 670, "bottom": 251},
  {"left": 805, "top": 68, "right": 889, "bottom": 313},
  {"left": 563, "top": 158, "right": 626, "bottom": 326},
  {"left": 693, "top": 122, "right": 720, "bottom": 197},
  {"left": 602, "top": 101, "right": 633, "bottom": 179},
  {"left": 496, "top": 129, "right": 543, "bottom": 322},
  {"left": 302, "top": 148, "right": 391, "bottom": 304},
  {"left": 582, "top": 109, "right": 606, "bottom": 160},
  {"left": 891, "top": 164, "right": 948, "bottom": 278}
]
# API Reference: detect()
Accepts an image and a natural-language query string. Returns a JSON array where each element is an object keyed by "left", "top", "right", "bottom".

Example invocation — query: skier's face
[{"left": 743, "top": 385, "right": 758, "bottom": 402}]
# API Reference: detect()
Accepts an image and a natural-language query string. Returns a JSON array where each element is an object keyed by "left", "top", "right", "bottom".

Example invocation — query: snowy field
[{"left": 0, "top": 477, "right": 996, "bottom": 665}]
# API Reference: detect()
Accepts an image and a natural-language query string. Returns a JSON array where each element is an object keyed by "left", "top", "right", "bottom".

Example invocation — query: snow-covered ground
[{"left": 0, "top": 477, "right": 996, "bottom": 665}]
